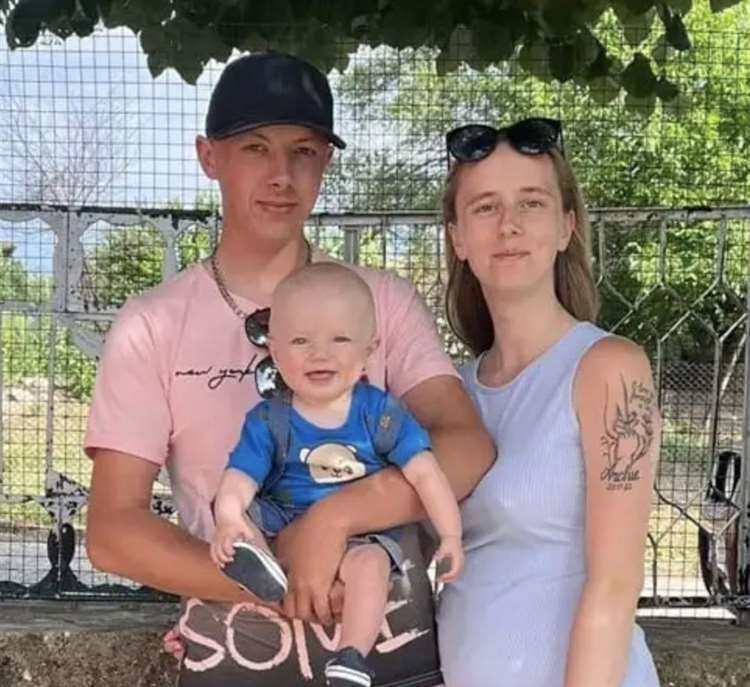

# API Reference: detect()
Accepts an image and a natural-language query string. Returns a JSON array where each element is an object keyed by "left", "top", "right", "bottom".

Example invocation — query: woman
[{"left": 437, "top": 118, "right": 660, "bottom": 687}]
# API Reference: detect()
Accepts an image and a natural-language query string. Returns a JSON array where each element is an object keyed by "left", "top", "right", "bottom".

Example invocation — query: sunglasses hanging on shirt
[{"left": 209, "top": 253, "right": 291, "bottom": 399}]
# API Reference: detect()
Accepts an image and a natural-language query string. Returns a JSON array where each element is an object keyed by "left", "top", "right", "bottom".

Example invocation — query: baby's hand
[
  {"left": 210, "top": 518, "right": 257, "bottom": 567},
  {"left": 432, "top": 535, "right": 464, "bottom": 583}
]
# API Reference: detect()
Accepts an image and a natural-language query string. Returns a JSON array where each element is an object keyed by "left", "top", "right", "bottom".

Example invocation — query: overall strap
[
  {"left": 258, "top": 391, "right": 292, "bottom": 495},
  {"left": 369, "top": 392, "right": 404, "bottom": 462}
]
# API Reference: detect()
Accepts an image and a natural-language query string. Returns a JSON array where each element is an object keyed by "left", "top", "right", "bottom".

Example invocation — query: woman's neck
[{"left": 480, "top": 289, "right": 577, "bottom": 387}]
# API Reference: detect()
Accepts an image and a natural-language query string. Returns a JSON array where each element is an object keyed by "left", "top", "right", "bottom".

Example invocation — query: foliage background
[{"left": 0, "top": 4, "right": 747, "bottom": 596}]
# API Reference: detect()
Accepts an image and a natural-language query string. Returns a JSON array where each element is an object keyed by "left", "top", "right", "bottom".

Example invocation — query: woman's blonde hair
[{"left": 443, "top": 147, "right": 599, "bottom": 356}]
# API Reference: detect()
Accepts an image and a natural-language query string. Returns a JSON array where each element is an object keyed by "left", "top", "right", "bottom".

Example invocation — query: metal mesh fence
[
  {"left": 2, "top": 20, "right": 750, "bottom": 212},
  {"left": 0, "top": 14, "right": 749, "bottom": 616},
  {"left": 0, "top": 205, "right": 748, "bottom": 617}
]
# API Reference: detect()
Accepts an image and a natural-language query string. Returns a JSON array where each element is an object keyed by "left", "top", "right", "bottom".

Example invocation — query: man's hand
[
  {"left": 273, "top": 501, "right": 347, "bottom": 626},
  {"left": 330, "top": 578, "right": 345, "bottom": 624}
]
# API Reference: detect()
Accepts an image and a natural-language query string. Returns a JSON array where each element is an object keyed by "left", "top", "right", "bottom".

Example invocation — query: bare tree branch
[{"left": 1, "top": 92, "right": 131, "bottom": 205}]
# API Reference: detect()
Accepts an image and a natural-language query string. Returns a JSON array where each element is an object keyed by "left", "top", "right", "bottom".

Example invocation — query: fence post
[
  {"left": 343, "top": 226, "right": 360, "bottom": 265},
  {"left": 738, "top": 247, "right": 750, "bottom": 627}
]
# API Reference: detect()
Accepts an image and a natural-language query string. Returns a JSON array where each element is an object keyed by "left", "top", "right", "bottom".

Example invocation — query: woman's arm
[{"left": 564, "top": 337, "right": 660, "bottom": 687}]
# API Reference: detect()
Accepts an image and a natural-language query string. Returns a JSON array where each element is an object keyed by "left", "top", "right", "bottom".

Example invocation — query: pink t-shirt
[
  {"left": 85, "top": 254, "right": 458, "bottom": 542},
  {"left": 85, "top": 255, "right": 455, "bottom": 686}
]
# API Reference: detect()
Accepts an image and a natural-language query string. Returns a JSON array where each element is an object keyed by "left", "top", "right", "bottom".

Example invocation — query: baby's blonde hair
[{"left": 271, "top": 262, "right": 376, "bottom": 336}]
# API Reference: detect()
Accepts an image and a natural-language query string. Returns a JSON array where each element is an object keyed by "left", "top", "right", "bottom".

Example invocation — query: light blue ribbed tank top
[{"left": 437, "top": 322, "right": 659, "bottom": 687}]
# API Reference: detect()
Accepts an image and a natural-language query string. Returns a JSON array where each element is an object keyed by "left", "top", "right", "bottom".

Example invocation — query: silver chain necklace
[{"left": 209, "top": 241, "right": 312, "bottom": 320}]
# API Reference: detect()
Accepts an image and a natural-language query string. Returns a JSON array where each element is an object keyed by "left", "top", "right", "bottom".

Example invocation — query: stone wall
[{"left": 0, "top": 603, "right": 748, "bottom": 687}]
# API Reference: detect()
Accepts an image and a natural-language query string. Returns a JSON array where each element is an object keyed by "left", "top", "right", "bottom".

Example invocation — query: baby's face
[{"left": 269, "top": 287, "right": 376, "bottom": 406}]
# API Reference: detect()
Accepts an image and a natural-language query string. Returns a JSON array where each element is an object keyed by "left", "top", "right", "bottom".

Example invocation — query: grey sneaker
[
  {"left": 324, "top": 647, "right": 374, "bottom": 687},
  {"left": 222, "top": 541, "right": 287, "bottom": 602}
]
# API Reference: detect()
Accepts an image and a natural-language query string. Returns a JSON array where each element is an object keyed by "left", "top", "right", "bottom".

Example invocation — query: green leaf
[
  {"left": 625, "top": 92, "right": 656, "bottom": 118},
  {"left": 234, "top": 30, "right": 272, "bottom": 54},
  {"left": 622, "top": 8, "right": 656, "bottom": 48},
  {"left": 436, "top": 24, "right": 474, "bottom": 75},
  {"left": 379, "top": 1, "right": 432, "bottom": 48},
  {"left": 500, "top": 8, "right": 529, "bottom": 44},
  {"left": 574, "top": 28, "right": 603, "bottom": 70},
  {"left": 651, "top": 33, "right": 673, "bottom": 66},
  {"left": 214, "top": 3, "right": 252, "bottom": 48},
  {"left": 146, "top": 51, "right": 169, "bottom": 80},
  {"left": 173, "top": 54, "right": 203, "bottom": 84},
  {"left": 578, "top": 0, "right": 610, "bottom": 24},
  {"left": 655, "top": 76, "right": 680, "bottom": 101},
  {"left": 101, "top": 0, "right": 170, "bottom": 31},
  {"left": 540, "top": 3, "right": 580, "bottom": 38},
  {"left": 586, "top": 43, "right": 611, "bottom": 79},
  {"left": 624, "top": 0, "right": 655, "bottom": 13},
  {"left": 620, "top": 52, "right": 657, "bottom": 97},
  {"left": 297, "top": 20, "right": 340, "bottom": 73},
  {"left": 665, "top": 13, "right": 691, "bottom": 50},
  {"left": 518, "top": 36, "right": 553, "bottom": 81},
  {"left": 174, "top": 0, "right": 216, "bottom": 28},
  {"left": 6, "top": 7, "right": 41, "bottom": 47},
  {"left": 587, "top": 75, "right": 621, "bottom": 105},
  {"left": 140, "top": 23, "right": 166, "bottom": 55},
  {"left": 710, "top": 0, "right": 743, "bottom": 11},
  {"left": 471, "top": 18, "right": 516, "bottom": 63},
  {"left": 662, "top": 92, "right": 692, "bottom": 116},
  {"left": 664, "top": 0, "right": 692, "bottom": 12},
  {"left": 6, "top": 0, "right": 68, "bottom": 47},
  {"left": 549, "top": 43, "right": 576, "bottom": 82},
  {"left": 70, "top": 12, "right": 96, "bottom": 37}
]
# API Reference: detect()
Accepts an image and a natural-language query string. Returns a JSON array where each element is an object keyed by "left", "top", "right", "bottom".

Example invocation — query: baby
[{"left": 210, "top": 261, "right": 463, "bottom": 687}]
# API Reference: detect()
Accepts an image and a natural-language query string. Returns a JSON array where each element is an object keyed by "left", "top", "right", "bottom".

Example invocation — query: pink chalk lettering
[
  {"left": 179, "top": 598, "right": 226, "bottom": 672},
  {"left": 226, "top": 602, "right": 293, "bottom": 670},
  {"left": 292, "top": 620, "right": 314, "bottom": 681},
  {"left": 180, "top": 558, "right": 430, "bottom": 678}
]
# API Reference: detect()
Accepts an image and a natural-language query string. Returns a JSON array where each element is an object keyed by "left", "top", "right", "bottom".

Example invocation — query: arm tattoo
[{"left": 600, "top": 375, "right": 656, "bottom": 491}]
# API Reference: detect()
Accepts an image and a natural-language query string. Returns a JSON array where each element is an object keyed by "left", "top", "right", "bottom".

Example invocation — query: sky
[{"left": 0, "top": 27, "right": 391, "bottom": 276}]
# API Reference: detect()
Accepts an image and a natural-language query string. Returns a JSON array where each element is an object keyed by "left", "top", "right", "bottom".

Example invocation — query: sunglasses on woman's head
[
  {"left": 244, "top": 307, "right": 289, "bottom": 399},
  {"left": 446, "top": 117, "right": 564, "bottom": 164}
]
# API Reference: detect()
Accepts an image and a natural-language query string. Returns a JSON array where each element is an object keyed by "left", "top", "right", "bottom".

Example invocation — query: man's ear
[
  {"left": 196, "top": 135, "right": 218, "bottom": 179},
  {"left": 322, "top": 144, "right": 334, "bottom": 172}
]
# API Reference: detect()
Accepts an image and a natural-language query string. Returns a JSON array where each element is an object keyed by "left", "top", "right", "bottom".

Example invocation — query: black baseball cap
[{"left": 205, "top": 52, "right": 346, "bottom": 149}]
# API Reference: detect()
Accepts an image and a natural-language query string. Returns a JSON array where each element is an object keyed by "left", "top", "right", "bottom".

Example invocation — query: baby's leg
[
  {"left": 338, "top": 543, "right": 391, "bottom": 654},
  {"left": 324, "top": 544, "right": 390, "bottom": 686}
]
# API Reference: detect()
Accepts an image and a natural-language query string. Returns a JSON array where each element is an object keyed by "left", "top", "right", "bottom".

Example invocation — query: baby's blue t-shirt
[{"left": 227, "top": 382, "right": 431, "bottom": 513}]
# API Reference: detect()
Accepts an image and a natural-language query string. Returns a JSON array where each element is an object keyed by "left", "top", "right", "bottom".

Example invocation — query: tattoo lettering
[{"left": 600, "top": 375, "right": 655, "bottom": 491}]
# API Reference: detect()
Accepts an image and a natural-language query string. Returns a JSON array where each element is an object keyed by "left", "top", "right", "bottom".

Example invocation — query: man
[{"left": 85, "top": 52, "right": 494, "bottom": 687}]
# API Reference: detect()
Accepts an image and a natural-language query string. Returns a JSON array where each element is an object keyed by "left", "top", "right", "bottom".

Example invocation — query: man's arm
[
  {"left": 86, "top": 449, "right": 258, "bottom": 603},
  {"left": 404, "top": 375, "right": 496, "bottom": 500},
  {"left": 276, "top": 375, "right": 495, "bottom": 622}
]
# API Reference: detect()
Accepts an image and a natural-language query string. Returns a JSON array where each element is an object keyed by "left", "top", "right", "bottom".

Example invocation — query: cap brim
[{"left": 210, "top": 119, "right": 346, "bottom": 149}]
